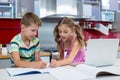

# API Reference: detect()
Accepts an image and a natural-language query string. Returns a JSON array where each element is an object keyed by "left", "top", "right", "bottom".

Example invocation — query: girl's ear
[
  {"left": 72, "top": 26, "right": 76, "bottom": 33},
  {"left": 71, "top": 32, "right": 75, "bottom": 36},
  {"left": 71, "top": 26, "right": 76, "bottom": 36},
  {"left": 71, "top": 28, "right": 75, "bottom": 35}
]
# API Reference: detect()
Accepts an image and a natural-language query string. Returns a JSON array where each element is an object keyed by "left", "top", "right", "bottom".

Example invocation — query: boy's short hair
[{"left": 21, "top": 12, "right": 41, "bottom": 27}]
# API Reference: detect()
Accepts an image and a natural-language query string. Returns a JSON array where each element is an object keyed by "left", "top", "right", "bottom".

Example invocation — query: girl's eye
[
  {"left": 59, "top": 31, "right": 62, "bottom": 33},
  {"left": 64, "top": 31, "right": 68, "bottom": 33}
]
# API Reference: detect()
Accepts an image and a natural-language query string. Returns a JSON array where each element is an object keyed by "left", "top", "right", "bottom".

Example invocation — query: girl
[{"left": 50, "top": 17, "right": 86, "bottom": 67}]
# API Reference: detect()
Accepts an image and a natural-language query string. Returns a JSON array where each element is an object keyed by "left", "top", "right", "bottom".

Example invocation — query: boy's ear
[{"left": 21, "top": 24, "right": 25, "bottom": 29}]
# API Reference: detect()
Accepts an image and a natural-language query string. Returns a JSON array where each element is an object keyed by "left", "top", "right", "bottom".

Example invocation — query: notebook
[{"left": 85, "top": 39, "right": 119, "bottom": 67}]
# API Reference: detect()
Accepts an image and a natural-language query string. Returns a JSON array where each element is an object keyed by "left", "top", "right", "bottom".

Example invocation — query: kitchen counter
[
  {"left": 0, "top": 54, "right": 10, "bottom": 59},
  {"left": 0, "top": 52, "right": 51, "bottom": 68},
  {"left": 0, "top": 52, "right": 51, "bottom": 59}
]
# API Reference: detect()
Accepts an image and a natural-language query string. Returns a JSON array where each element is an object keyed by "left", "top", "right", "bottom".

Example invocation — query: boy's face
[{"left": 21, "top": 23, "right": 39, "bottom": 40}]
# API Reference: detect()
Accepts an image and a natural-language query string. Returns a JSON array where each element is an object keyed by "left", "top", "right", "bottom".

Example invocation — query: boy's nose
[{"left": 34, "top": 32, "right": 37, "bottom": 36}]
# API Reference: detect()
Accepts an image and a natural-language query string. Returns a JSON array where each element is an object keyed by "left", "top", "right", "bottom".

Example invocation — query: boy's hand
[
  {"left": 39, "top": 61, "right": 47, "bottom": 69},
  {"left": 50, "top": 59, "right": 58, "bottom": 68}
]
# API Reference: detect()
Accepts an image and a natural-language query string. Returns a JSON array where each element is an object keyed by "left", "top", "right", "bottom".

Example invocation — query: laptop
[{"left": 85, "top": 39, "right": 119, "bottom": 67}]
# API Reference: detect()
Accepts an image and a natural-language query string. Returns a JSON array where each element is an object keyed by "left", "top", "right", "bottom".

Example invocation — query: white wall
[
  {"left": 83, "top": 4, "right": 92, "bottom": 18},
  {"left": 56, "top": 0, "right": 77, "bottom": 15}
]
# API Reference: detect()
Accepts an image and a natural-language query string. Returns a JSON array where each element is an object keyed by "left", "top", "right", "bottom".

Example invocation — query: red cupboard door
[{"left": 0, "top": 29, "right": 20, "bottom": 44}]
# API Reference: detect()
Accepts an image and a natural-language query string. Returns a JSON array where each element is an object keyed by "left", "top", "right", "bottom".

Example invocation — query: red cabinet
[
  {"left": 79, "top": 19, "right": 120, "bottom": 45},
  {"left": 0, "top": 19, "right": 21, "bottom": 44},
  {"left": 0, "top": 18, "right": 120, "bottom": 46}
]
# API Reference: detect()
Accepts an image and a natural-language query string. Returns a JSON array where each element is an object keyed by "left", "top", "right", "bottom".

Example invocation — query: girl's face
[
  {"left": 21, "top": 23, "right": 39, "bottom": 40},
  {"left": 58, "top": 24, "right": 74, "bottom": 42}
]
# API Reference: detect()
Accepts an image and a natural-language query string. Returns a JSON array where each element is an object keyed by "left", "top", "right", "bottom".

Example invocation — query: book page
[
  {"left": 75, "top": 64, "right": 105, "bottom": 78},
  {"left": 6, "top": 63, "right": 51, "bottom": 77},
  {"left": 75, "top": 64, "right": 120, "bottom": 77},
  {"left": 6, "top": 68, "right": 49, "bottom": 76},
  {"left": 98, "top": 66, "right": 120, "bottom": 75},
  {"left": 48, "top": 67, "right": 93, "bottom": 80}
]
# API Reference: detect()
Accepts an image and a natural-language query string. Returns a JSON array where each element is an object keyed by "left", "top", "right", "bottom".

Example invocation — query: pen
[{"left": 50, "top": 53, "right": 52, "bottom": 62}]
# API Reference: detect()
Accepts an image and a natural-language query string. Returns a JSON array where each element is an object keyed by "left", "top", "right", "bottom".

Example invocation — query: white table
[{"left": 1, "top": 59, "right": 120, "bottom": 80}]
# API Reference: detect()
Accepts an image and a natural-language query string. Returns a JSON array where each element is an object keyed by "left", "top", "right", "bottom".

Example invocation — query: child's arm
[
  {"left": 59, "top": 49, "right": 64, "bottom": 60},
  {"left": 50, "top": 40, "right": 81, "bottom": 67},
  {"left": 35, "top": 51, "right": 41, "bottom": 61},
  {"left": 12, "top": 51, "right": 46, "bottom": 68}
]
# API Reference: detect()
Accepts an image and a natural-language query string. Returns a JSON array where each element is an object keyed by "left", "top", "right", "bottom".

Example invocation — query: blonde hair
[
  {"left": 53, "top": 17, "right": 85, "bottom": 48},
  {"left": 21, "top": 12, "right": 41, "bottom": 27}
]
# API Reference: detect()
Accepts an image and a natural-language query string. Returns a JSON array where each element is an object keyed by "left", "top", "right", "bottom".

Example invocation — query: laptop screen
[{"left": 85, "top": 39, "right": 119, "bottom": 67}]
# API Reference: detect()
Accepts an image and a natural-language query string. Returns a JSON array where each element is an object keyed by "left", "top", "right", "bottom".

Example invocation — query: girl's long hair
[{"left": 53, "top": 17, "right": 85, "bottom": 49}]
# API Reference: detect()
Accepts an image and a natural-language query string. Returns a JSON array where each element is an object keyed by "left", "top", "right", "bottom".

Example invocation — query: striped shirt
[{"left": 9, "top": 33, "right": 40, "bottom": 66}]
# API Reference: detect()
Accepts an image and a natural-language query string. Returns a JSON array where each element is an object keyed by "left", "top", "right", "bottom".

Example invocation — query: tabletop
[
  {"left": 0, "top": 59, "right": 120, "bottom": 80},
  {"left": 0, "top": 51, "right": 51, "bottom": 59}
]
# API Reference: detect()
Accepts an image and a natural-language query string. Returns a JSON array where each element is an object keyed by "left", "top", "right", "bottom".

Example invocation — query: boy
[{"left": 9, "top": 12, "right": 46, "bottom": 68}]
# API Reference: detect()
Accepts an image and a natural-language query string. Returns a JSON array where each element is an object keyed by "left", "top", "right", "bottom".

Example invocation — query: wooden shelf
[
  {"left": 0, "top": 54, "right": 10, "bottom": 59},
  {"left": 0, "top": 52, "right": 51, "bottom": 59},
  {"left": 40, "top": 52, "right": 51, "bottom": 57}
]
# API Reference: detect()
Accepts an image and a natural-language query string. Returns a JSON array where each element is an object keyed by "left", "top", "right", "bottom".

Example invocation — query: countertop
[{"left": 0, "top": 52, "right": 51, "bottom": 59}]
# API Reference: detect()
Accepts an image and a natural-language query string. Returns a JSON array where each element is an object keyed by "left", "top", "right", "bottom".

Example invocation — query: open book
[
  {"left": 6, "top": 68, "right": 49, "bottom": 76},
  {"left": 48, "top": 64, "right": 120, "bottom": 80},
  {"left": 75, "top": 64, "right": 120, "bottom": 77},
  {"left": 6, "top": 64, "right": 120, "bottom": 79}
]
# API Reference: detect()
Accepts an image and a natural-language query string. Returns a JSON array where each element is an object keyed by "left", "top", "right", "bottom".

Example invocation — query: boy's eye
[{"left": 32, "top": 30, "right": 36, "bottom": 32}]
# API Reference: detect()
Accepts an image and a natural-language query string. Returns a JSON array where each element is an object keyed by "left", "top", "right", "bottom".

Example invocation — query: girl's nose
[{"left": 61, "top": 33, "right": 64, "bottom": 36}]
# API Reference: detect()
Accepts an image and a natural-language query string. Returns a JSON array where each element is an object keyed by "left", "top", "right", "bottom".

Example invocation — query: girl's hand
[{"left": 50, "top": 59, "right": 58, "bottom": 68}]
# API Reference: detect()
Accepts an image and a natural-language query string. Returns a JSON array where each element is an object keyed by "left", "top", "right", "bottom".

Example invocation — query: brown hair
[
  {"left": 21, "top": 12, "right": 41, "bottom": 27},
  {"left": 53, "top": 17, "right": 85, "bottom": 48}
]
